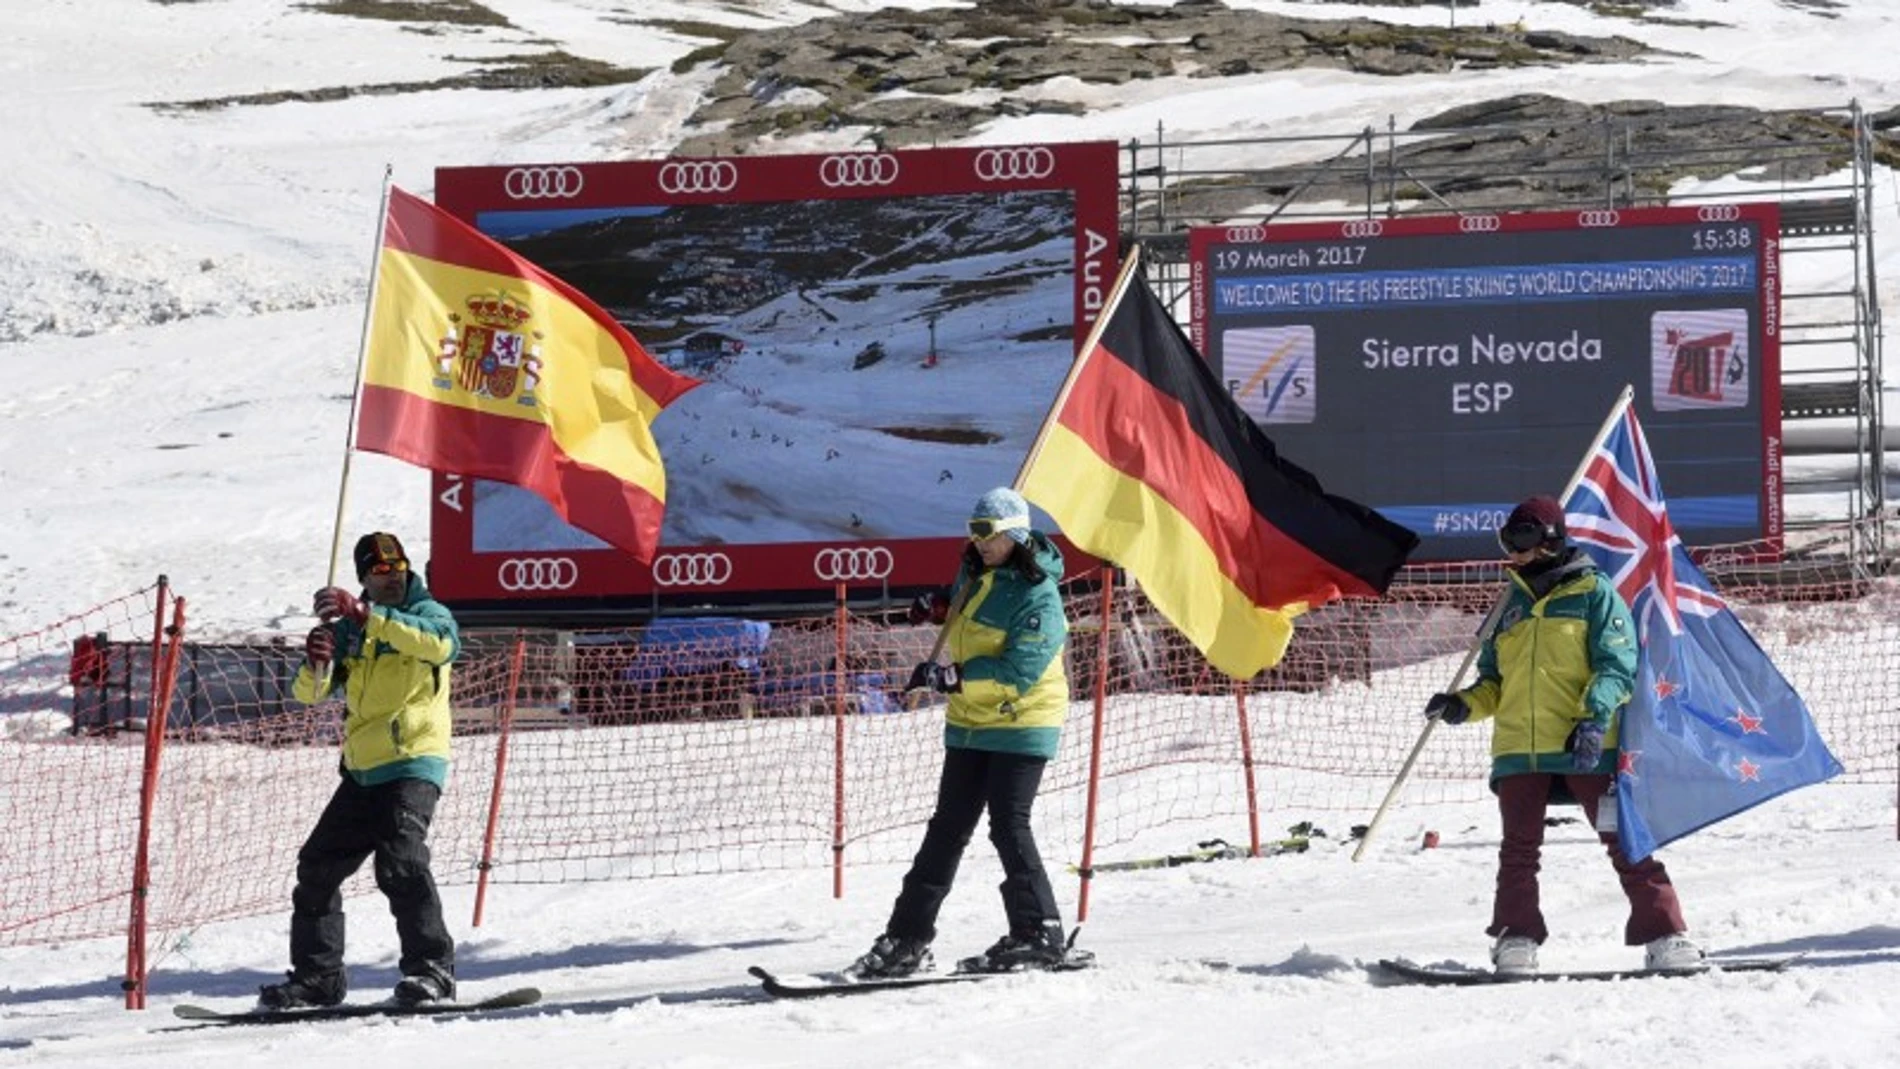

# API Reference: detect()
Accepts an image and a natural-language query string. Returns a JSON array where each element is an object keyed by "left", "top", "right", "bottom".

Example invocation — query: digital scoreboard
[{"left": 1190, "top": 205, "right": 1781, "bottom": 560}]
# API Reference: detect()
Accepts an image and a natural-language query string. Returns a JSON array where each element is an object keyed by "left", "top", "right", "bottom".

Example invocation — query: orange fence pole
[
  {"left": 125, "top": 592, "right": 186, "bottom": 1010},
  {"left": 122, "top": 576, "right": 168, "bottom": 1005},
  {"left": 472, "top": 633, "right": 527, "bottom": 928},
  {"left": 1074, "top": 568, "right": 1115, "bottom": 923},
  {"left": 1235, "top": 682, "right": 1263, "bottom": 857}
]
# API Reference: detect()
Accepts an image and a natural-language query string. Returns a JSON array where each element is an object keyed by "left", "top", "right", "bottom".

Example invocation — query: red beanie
[{"left": 1507, "top": 495, "right": 1566, "bottom": 541}]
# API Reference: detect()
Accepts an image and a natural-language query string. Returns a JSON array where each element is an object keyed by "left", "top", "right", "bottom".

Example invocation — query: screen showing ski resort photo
[
  {"left": 1189, "top": 204, "right": 1782, "bottom": 562},
  {"left": 430, "top": 143, "right": 1119, "bottom": 606}
]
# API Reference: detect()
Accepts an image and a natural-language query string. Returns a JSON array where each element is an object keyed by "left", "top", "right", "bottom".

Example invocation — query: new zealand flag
[{"left": 1563, "top": 403, "right": 1842, "bottom": 861}]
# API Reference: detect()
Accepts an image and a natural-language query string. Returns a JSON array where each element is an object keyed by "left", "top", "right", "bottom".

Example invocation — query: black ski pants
[
  {"left": 289, "top": 775, "right": 454, "bottom": 982},
  {"left": 886, "top": 746, "right": 1061, "bottom": 943}
]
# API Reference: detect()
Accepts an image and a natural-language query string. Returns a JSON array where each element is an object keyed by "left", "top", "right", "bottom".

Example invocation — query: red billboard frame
[
  {"left": 428, "top": 142, "right": 1119, "bottom": 606},
  {"left": 1186, "top": 203, "right": 1784, "bottom": 557}
]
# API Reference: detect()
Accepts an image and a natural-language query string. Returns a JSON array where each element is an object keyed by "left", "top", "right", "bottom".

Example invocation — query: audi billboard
[
  {"left": 1189, "top": 204, "right": 1782, "bottom": 561},
  {"left": 430, "top": 143, "right": 1118, "bottom": 610}
]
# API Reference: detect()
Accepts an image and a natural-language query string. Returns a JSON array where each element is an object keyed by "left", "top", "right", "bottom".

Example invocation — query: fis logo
[
  {"left": 1651, "top": 309, "right": 1749, "bottom": 411},
  {"left": 1222, "top": 325, "right": 1315, "bottom": 425}
]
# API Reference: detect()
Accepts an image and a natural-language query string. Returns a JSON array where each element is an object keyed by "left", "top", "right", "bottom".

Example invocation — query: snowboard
[
  {"left": 172, "top": 986, "right": 542, "bottom": 1025},
  {"left": 1378, "top": 955, "right": 1802, "bottom": 987},
  {"left": 751, "top": 951, "right": 1094, "bottom": 999}
]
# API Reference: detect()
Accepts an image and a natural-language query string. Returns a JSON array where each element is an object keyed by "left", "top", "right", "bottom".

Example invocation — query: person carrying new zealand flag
[{"left": 1425, "top": 496, "right": 1703, "bottom": 976}]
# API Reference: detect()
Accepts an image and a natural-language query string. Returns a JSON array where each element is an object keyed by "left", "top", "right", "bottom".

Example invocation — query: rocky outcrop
[
  {"left": 669, "top": 0, "right": 1649, "bottom": 155},
  {"left": 154, "top": 52, "right": 647, "bottom": 111}
]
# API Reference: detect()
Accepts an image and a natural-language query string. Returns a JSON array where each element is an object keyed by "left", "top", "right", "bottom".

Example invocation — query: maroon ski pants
[{"left": 1486, "top": 772, "right": 1687, "bottom": 946}]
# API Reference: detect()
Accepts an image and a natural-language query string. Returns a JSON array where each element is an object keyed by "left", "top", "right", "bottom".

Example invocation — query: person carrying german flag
[{"left": 847, "top": 488, "right": 1079, "bottom": 979}]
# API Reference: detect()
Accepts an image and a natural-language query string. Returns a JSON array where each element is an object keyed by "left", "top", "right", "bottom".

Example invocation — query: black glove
[
  {"left": 904, "top": 661, "right": 962, "bottom": 694},
  {"left": 305, "top": 625, "right": 336, "bottom": 668},
  {"left": 1567, "top": 721, "right": 1606, "bottom": 771},
  {"left": 1423, "top": 692, "right": 1469, "bottom": 725},
  {"left": 907, "top": 589, "right": 950, "bottom": 626}
]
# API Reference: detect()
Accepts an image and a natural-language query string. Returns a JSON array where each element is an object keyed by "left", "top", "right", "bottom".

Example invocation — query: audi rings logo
[
  {"left": 1697, "top": 204, "right": 1743, "bottom": 222},
  {"left": 1225, "top": 226, "right": 1268, "bottom": 244},
  {"left": 1577, "top": 210, "right": 1621, "bottom": 228},
  {"left": 497, "top": 557, "right": 580, "bottom": 592},
  {"left": 813, "top": 546, "right": 895, "bottom": 582},
  {"left": 651, "top": 552, "right": 734, "bottom": 587},
  {"left": 1458, "top": 214, "right": 1501, "bottom": 233},
  {"left": 819, "top": 154, "right": 900, "bottom": 188},
  {"left": 503, "top": 166, "right": 583, "bottom": 200},
  {"left": 974, "top": 147, "right": 1056, "bottom": 183},
  {"left": 1341, "top": 219, "right": 1385, "bottom": 239},
  {"left": 657, "top": 160, "right": 739, "bottom": 195}
]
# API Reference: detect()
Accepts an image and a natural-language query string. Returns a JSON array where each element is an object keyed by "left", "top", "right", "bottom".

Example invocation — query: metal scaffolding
[{"left": 1119, "top": 101, "right": 1886, "bottom": 570}]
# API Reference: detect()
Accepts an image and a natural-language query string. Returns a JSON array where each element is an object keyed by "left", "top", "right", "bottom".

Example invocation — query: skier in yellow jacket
[
  {"left": 1428, "top": 496, "right": 1701, "bottom": 976},
  {"left": 259, "top": 532, "right": 460, "bottom": 1010},
  {"left": 847, "top": 488, "right": 1075, "bottom": 980}
]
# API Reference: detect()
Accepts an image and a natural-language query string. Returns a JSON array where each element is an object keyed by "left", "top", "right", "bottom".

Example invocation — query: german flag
[
  {"left": 356, "top": 187, "right": 698, "bottom": 563},
  {"left": 1021, "top": 259, "right": 1417, "bottom": 679}
]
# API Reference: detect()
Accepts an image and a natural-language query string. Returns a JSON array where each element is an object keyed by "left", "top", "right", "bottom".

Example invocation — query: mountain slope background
[{"left": 3, "top": 0, "right": 1895, "bottom": 637}]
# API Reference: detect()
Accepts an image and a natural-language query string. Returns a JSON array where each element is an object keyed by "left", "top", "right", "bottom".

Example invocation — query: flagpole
[
  {"left": 324, "top": 166, "right": 396, "bottom": 588},
  {"left": 1011, "top": 244, "right": 1145, "bottom": 491},
  {"left": 1352, "top": 384, "right": 1636, "bottom": 861},
  {"left": 908, "top": 246, "right": 1146, "bottom": 707}
]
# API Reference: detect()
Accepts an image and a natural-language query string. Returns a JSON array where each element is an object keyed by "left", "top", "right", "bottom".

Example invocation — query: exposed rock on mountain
[{"left": 670, "top": 0, "right": 1650, "bottom": 154}]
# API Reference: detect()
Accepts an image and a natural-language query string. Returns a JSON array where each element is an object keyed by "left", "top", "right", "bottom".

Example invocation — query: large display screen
[
  {"left": 1189, "top": 204, "right": 1782, "bottom": 560},
  {"left": 427, "top": 143, "right": 1119, "bottom": 606}
]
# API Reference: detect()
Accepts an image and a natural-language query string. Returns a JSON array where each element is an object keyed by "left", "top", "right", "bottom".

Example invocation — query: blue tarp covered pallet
[{"left": 617, "top": 617, "right": 771, "bottom": 686}]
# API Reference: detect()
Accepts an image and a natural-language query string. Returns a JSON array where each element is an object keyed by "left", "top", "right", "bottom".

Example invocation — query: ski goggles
[
  {"left": 968, "top": 515, "right": 1028, "bottom": 541},
  {"left": 365, "top": 559, "right": 409, "bottom": 577},
  {"left": 1497, "top": 520, "right": 1557, "bottom": 554}
]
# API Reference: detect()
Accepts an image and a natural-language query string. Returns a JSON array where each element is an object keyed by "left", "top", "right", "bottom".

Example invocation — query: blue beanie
[{"left": 971, "top": 487, "right": 1033, "bottom": 545}]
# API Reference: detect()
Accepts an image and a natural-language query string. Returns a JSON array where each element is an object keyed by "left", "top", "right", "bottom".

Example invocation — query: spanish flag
[
  {"left": 1021, "top": 251, "right": 1417, "bottom": 679},
  {"left": 357, "top": 187, "right": 698, "bottom": 563}
]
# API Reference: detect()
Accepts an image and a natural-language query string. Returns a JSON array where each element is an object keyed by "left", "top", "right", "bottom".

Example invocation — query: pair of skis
[
  {"left": 750, "top": 949, "right": 1097, "bottom": 999},
  {"left": 1071, "top": 836, "right": 1310, "bottom": 875}
]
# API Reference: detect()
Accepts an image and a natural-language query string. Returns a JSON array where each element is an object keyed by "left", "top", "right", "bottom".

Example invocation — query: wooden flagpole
[
  {"left": 1011, "top": 244, "right": 1144, "bottom": 490},
  {"left": 324, "top": 165, "right": 396, "bottom": 588},
  {"left": 1352, "top": 384, "right": 1635, "bottom": 860},
  {"left": 908, "top": 245, "right": 1148, "bottom": 692}
]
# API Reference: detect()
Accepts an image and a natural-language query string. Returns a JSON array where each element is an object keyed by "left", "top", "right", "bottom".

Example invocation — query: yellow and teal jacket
[
  {"left": 942, "top": 533, "right": 1069, "bottom": 759},
  {"left": 1455, "top": 548, "right": 1637, "bottom": 784},
  {"left": 293, "top": 573, "right": 459, "bottom": 788}
]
